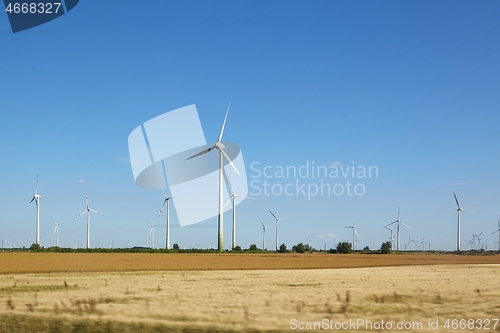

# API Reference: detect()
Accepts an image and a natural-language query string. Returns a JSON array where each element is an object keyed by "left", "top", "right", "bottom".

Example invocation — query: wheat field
[{"left": 0, "top": 255, "right": 499, "bottom": 332}]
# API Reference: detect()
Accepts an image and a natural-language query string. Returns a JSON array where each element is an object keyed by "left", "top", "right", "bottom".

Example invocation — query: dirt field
[
  {"left": 0, "top": 253, "right": 499, "bottom": 332},
  {"left": 1, "top": 252, "right": 500, "bottom": 274}
]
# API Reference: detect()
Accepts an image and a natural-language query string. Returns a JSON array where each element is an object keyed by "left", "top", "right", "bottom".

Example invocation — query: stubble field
[{"left": 0, "top": 253, "right": 499, "bottom": 332}]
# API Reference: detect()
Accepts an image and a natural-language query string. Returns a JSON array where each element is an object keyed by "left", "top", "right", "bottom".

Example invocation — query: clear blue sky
[{"left": 1, "top": 1, "right": 499, "bottom": 250}]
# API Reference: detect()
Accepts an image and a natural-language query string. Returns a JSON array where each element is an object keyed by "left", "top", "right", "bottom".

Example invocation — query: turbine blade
[
  {"left": 223, "top": 197, "right": 233, "bottom": 208},
  {"left": 217, "top": 103, "right": 231, "bottom": 143},
  {"left": 386, "top": 221, "right": 397, "bottom": 226},
  {"left": 261, "top": 221, "right": 265, "bottom": 228},
  {"left": 401, "top": 222, "right": 409, "bottom": 228},
  {"left": 454, "top": 193, "right": 461, "bottom": 208},
  {"left": 186, "top": 145, "right": 215, "bottom": 160},
  {"left": 269, "top": 210, "right": 278, "bottom": 220},
  {"left": 158, "top": 198, "right": 168, "bottom": 217},
  {"left": 89, "top": 209, "right": 103, "bottom": 216},
  {"left": 53, "top": 226, "right": 57, "bottom": 234},
  {"left": 223, "top": 169, "right": 234, "bottom": 194},
  {"left": 30, "top": 196, "right": 35, "bottom": 204},
  {"left": 76, "top": 211, "right": 87, "bottom": 218},
  {"left": 220, "top": 148, "right": 240, "bottom": 175}
]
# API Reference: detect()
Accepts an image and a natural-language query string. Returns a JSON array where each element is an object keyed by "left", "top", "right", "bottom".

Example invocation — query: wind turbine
[
  {"left": 269, "top": 210, "right": 289, "bottom": 251},
  {"left": 407, "top": 237, "right": 413, "bottom": 251},
  {"left": 146, "top": 220, "right": 156, "bottom": 249},
  {"left": 384, "top": 226, "right": 395, "bottom": 249},
  {"left": 345, "top": 226, "right": 358, "bottom": 250},
  {"left": 223, "top": 170, "right": 255, "bottom": 249},
  {"left": 386, "top": 208, "right": 408, "bottom": 251},
  {"left": 261, "top": 221, "right": 268, "bottom": 250},
  {"left": 76, "top": 194, "right": 103, "bottom": 249},
  {"left": 473, "top": 232, "right": 483, "bottom": 250},
  {"left": 420, "top": 238, "right": 427, "bottom": 251},
  {"left": 52, "top": 218, "right": 62, "bottom": 247},
  {"left": 454, "top": 193, "right": 472, "bottom": 251},
  {"left": 158, "top": 190, "right": 173, "bottom": 250},
  {"left": 491, "top": 220, "right": 500, "bottom": 251},
  {"left": 186, "top": 103, "right": 239, "bottom": 252},
  {"left": 29, "top": 175, "right": 41, "bottom": 245}
]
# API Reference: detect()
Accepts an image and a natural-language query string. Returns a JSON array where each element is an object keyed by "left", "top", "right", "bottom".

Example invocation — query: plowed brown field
[{"left": 0, "top": 252, "right": 499, "bottom": 274}]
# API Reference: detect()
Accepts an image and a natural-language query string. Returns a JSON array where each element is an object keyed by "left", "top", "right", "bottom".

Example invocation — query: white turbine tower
[
  {"left": 76, "top": 194, "right": 103, "bottom": 249},
  {"left": 345, "top": 226, "right": 358, "bottom": 251},
  {"left": 29, "top": 175, "right": 41, "bottom": 245},
  {"left": 261, "top": 221, "right": 268, "bottom": 251},
  {"left": 491, "top": 220, "right": 500, "bottom": 251},
  {"left": 269, "top": 210, "right": 289, "bottom": 251},
  {"left": 146, "top": 220, "right": 156, "bottom": 249},
  {"left": 386, "top": 208, "right": 408, "bottom": 251},
  {"left": 186, "top": 103, "right": 239, "bottom": 252},
  {"left": 223, "top": 171, "right": 254, "bottom": 249},
  {"left": 454, "top": 193, "right": 472, "bottom": 251},
  {"left": 158, "top": 191, "right": 173, "bottom": 250}
]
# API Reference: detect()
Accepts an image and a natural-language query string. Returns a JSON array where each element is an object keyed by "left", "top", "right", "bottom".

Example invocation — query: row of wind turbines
[
  {"left": 30, "top": 176, "right": 103, "bottom": 249},
  {"left": 382, "top": 193, "right": 500, "bottom": 251}
]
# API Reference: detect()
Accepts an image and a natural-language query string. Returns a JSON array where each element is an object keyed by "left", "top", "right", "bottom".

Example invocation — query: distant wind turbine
[
  {"left": 146, "top": 220, "right": 157, "bottom": 249},
  {"left": 52, "top": 218, "right": 62, "bottom": 247},
  {"left": 386, "top": 208, "right": 408, "bottom": 251},
  {"left": 261, "top": 221, "right": 268, "bottom": 251},
  {"left": 29, "top": 175, "right": 41, "bottom": 245},
  {"left": 269, "top": 210, "right": 289, "bottom": 251},
  {"left": 187, "top": 103, "right": 239, "bottom": 252},
  {"left": 223, "top": 170, "right": 254, "bottom": 249},
  {"left": 491, "top": 220, "right": 500, "bottom": 251},
  {"left": 76, "top": 194, "right": 103, "bottom": 249},
  {"left": 345, "top": 226, "right": 358, "bottom": 250},
  {"left": 384, "top": 226, "right": 395, "bottom": 249},
  {"left": 454, "top": 193, "right": 472, "bottom": 251},
  {"left": 158, "top": 190, "right": 173, "bottom": 250}
]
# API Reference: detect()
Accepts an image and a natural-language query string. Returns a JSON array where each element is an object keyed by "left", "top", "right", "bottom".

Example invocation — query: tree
[
  {"left": 363, "top": 246, "right": 370, "bottom": 251},
  {"left": 380, "top": 241, "right": 392, "bottom": 254},
  {"left": 336, "top": 241, "right": 352, "bottom": 254},
  {"left": 292, "top": 243, "right": 305, "bottom": 253},
  {"left": 248, "top": 244, "right": 258, "bottom": 251},
  {"left": 278, "top": 243, "right": 287, "bottom": 253},
  {"left": 232, "top": 245, "right": 242, "bottom": 252},
  {"left": 172, "top": 243, "right": 180, "bottom": 250}
]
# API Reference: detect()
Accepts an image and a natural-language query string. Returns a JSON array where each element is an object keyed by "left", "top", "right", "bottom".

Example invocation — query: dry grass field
[{"left": 0, "top": 253, "right": 499, "bottom": 332}]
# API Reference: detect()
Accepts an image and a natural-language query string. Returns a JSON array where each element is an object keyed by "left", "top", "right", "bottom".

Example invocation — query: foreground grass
[{"left": 1, "top": 265, "right": 500, "bottom": 332}]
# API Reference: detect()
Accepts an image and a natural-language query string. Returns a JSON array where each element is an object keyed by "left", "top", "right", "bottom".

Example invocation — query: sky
[{"left": 1, "top": 1, "right": 499, "bottom": 251}]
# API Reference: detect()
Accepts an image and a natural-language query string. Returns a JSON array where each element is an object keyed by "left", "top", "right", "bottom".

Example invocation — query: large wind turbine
[
  {"left": 345, "top": 226, "right": 358, "bottom": 251},
  {"left": 491, "top": 220, "right": 500, "bottom": 251},
  {"left": 261, "top": 221, "right": 268, "bottom": 251},
  {"left": 29, "top": 175, "right": 41, "bottom": 245},
  {"left": 76, "top": 194, "right": 103, "bottom": 249},
  {"left": 386, "top": 208, "right": 408, "bottom": 251},
  {"left": 223, "top": 171, "right": 254, "bottom": 249},
  {"left": 269, "top": 210, "right": 289, "bottom": 251},
  {"left": 158, "top": 191, "right": 173, "bottom": 250},
  {"left": 187, "top": 103, "right": 239, "bottom": 252},
  {"left": 454, "top": 193, "right": 472, "bottom": 251}
]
